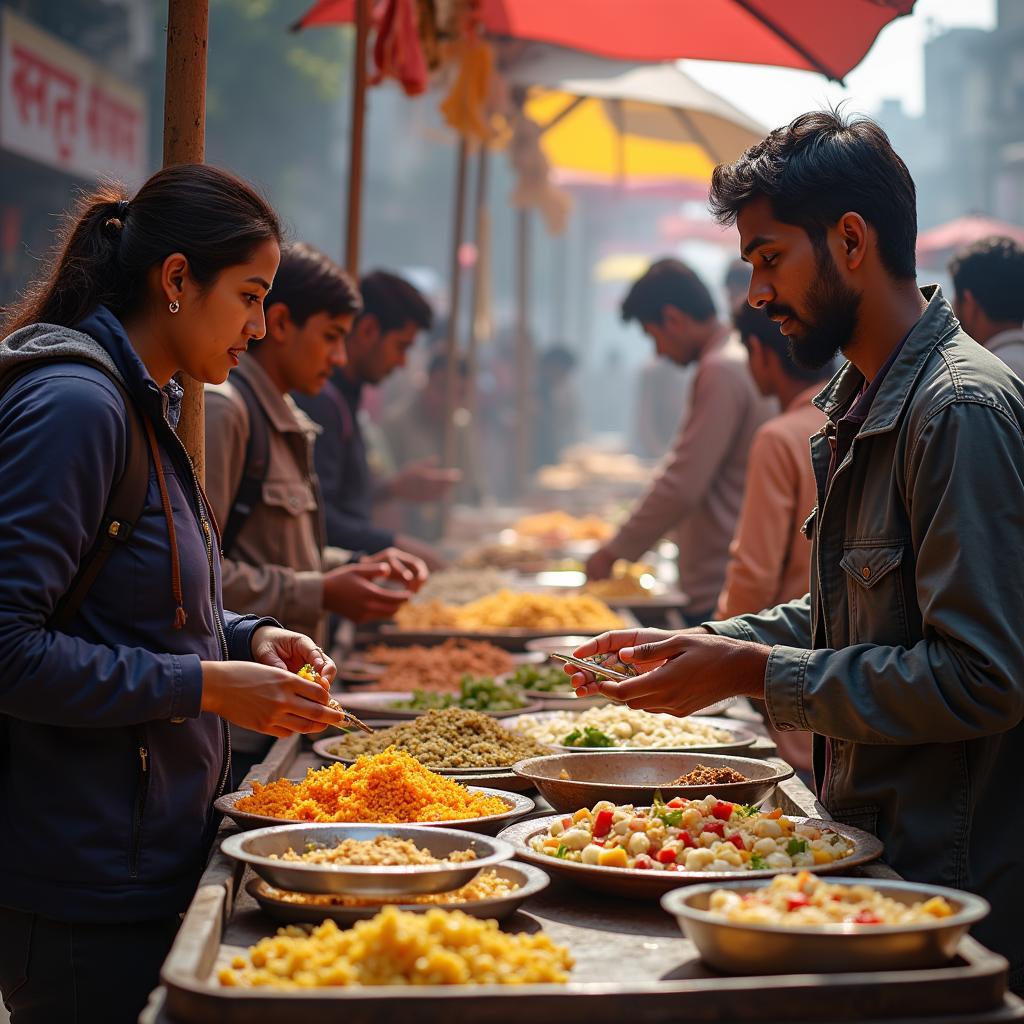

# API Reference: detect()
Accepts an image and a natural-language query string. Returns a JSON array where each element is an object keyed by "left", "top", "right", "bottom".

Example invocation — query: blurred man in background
[
  {"left": 949, "top": 236, "right": 1024, "bottom": 379},
  {"left": 586, "top": 258, "right": 774, "bottom": 623},
  {"left": 294, "top": 270, "right": 458, "bottom": 569}
]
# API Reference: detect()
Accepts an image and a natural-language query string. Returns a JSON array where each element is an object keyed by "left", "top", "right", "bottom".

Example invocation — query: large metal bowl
[
  {"left": 312, "top": 734, "right": 517, "bottom": 776},
  {"left": 499, "top": 815, "right": 883, "bottom": 899},
  {"left": 661, "top": 878, "right": 990, "bottom": 974},
  {"left": 511, "top": 751, "right": 794, "bottom": 812},
  {"left": 246, "top": 861, "right": 550, "bottom": 926},
  {"left": 214, "top": 785, "right": 535, "bottom": 836},
  {"left": 335, "top": 690, "right": 542, "bottom": 721},
  {"left": 221, "top": 823, "right": 514, "bottom": 897}
]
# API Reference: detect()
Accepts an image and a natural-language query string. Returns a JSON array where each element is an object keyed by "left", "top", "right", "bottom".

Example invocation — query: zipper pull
[{"left": 139, "top": 746, "right": 149, "bottom": 772}]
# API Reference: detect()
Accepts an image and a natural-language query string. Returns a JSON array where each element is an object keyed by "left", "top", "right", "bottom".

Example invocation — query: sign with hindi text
[{"left": 0, "top": 8, "right": 147, "bottom": 183}]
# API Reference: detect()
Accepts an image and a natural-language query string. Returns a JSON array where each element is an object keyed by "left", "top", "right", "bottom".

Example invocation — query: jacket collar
[
  {"left": 75, "top": 305, "right": 184, "bottom": 427},
  {"left": 233, "top": 354, "right": 318, "bottom": 437},
  {"left": 813, "top": 285, "right": 959, "bottom": 435}
]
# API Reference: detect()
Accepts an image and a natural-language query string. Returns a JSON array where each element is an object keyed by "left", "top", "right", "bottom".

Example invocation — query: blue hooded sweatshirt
[{"left": 0, "top": 306, "right": 273, "bottom": 922}]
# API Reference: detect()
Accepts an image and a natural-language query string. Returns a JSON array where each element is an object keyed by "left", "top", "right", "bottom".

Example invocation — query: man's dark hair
[
  {"left": 709, "top": 109, "right": 918, "bottom": 281},
  {"left": 621, "top": 258, "right": 716, "bottom": 326},
  {"left": 734, "top": 302, "right": 831, "bottom": 384},
  {"left": 265, "top": 242, "right": 361, "bottom": 326},
  {"left": 359, "top": 270, "right": 433, "bottom": 334},
  {"left": 949, "top": 236, "right": 1024, "bottom": 323}
]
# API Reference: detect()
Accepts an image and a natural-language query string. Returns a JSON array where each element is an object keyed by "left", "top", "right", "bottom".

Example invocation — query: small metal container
[
  {"left": 511, "top": 750, "right": 794, "bottom": 812},
  {"left": 221, "top": 823, "right": 515, "bottom": 897},
  {"left": 661, "top": 878, "right": 990, "bottom": 974}
]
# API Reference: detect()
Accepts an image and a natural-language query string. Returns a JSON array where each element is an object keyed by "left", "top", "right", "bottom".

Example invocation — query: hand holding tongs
[{"left": 550, "top": 652, "right": 634, "bottom": 682}]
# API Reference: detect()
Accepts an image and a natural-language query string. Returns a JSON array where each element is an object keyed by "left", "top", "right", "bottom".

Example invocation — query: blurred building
[
  {"left": 879, "top": 0, "right": 1024, "bottom": 231},
  {"left": 0, "top": 1, "right": 155, "bottom": 305}
]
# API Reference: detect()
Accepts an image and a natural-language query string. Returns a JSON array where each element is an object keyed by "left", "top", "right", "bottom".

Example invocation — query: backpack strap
[
  {"left": 0, "top": 357, "right": 151, "bottom": 632},
  {"left": 221, "top": 371, "right": 270, "bottom": 557}
]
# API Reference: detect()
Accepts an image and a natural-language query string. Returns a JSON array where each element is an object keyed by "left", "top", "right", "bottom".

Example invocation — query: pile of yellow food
[
  {"left": 271, "top": 835, "right": 477, "bottom": 867},
  {"left": 233, "top": 748, "right": 509, "bottom": 823},
  {"left": 218, "top": 906, "right": 574, "bottom": 987},
  {"left": 584, "top": 561, "right": 657, "bottom": 600},
  {"left": 258, "top": 869, "right": 519, "bottom": 908},
  {"left": 710, "top": 872, "right": 954, "bottom": 927},
  {"left": 395, "top": 589, "right": 624, "bottom": 632},
  {"left": 514, "top": 510, "right": 614, "bottom": 543}
]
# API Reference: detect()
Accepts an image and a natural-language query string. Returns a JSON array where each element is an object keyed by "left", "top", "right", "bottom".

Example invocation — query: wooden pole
[
  {"left": 440, "top": 138, "right": 470, "bottom": 534},
  {"left": 466, "top": 145, "right": 491, "bottom": 502},
  {"left": 163, "top": 0, "right": 209, "bottom": 483},
  {"left": 515, "top": 206, "right": 533, "bottom": 496},
  {"left": 345, "top": 0, "right": 370, "bottom": 274}
]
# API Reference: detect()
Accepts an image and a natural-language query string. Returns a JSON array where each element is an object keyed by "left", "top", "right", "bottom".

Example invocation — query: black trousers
[{"left": 0, "top": 907, "right": 180, "bottom": 1024}]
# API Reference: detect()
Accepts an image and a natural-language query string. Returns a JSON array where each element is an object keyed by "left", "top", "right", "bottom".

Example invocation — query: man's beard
[{"left": 767, "top": 247, "right": 861, "bottom": 371}]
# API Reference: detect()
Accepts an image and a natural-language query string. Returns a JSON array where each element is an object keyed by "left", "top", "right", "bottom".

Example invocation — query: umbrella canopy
[
  {"left": 917, "top": 215, "right": 1024, "bottom": 265},
  {"left": 504, "top": 52, "right": 767, "bottom": 187},
  {"left": 296, "top": 0, "right": 915, "bottom": 82}
]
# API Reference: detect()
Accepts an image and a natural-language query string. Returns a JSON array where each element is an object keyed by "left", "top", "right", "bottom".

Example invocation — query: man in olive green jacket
[{"left": 571, "top": 111, "right": 1024, "bottom": 992}]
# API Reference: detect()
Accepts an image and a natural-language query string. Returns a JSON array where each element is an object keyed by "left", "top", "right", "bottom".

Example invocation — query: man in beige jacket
[
  {"left": 205, "top": 243, "right": 427, "bottom": 654},
  {"left": 586, "top": 259, "right": 774, "bottom": 623}
]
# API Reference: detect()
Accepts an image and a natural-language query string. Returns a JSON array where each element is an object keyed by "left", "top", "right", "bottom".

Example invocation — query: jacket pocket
[
  {"left": 262, "top": 480, "right": 318, "bottom": 518},
  {"left": 828, "top": 803, "right": 879, "bottom": 838},
  {"left": 129, "top": 728, "right": 151, "bottom": 878},
  {"left": 840, "top": 542, "right": 910, "bottom": 646}
]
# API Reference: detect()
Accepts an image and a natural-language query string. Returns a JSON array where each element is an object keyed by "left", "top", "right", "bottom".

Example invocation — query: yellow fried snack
[{"left": 218, "top": 906, "right": 573, "bottom": 987}]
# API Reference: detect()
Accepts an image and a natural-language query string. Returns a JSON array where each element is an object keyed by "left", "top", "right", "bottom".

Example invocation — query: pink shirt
[{"left": 715, "top": 384, "right": 825, "bottom": 620}]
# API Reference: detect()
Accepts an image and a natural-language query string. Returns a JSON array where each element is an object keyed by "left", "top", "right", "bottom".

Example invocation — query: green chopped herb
[
  {"left": 555, "top": 844, "right": 570, "bottom": 859},
  {"left": 561, "top": 725, "right": 616, "bottom": 748},
  {"left": 661, "top": 809, "right": 684, "bottom": 827},
  {"left": 736, "top": 803, "right": 761, "bottom": 817},
  {"left": 786, "top": 838, "right": 808, "bottom": 857},
  {"left": 750, "top": 853, "right": 768, "bottom": 870}
]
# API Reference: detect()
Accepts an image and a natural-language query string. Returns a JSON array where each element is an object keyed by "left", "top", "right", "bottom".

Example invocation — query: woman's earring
[{"left": 169, "top": 300, "right": 180, "bottom": 314}]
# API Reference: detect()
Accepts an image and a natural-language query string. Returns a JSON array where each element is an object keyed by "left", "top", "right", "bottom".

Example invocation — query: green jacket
[{"left": 709, "top": 287, "right": 1024, "bottom": 987}]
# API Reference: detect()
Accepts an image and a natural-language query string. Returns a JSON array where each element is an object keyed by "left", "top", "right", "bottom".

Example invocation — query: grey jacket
[{"left": 708, "top": 287, "right": 1024, "bottom": 987}]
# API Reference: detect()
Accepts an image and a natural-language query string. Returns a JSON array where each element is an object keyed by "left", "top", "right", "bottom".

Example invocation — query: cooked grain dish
[{"left": 270, "top": 835, "right": 477, "bottom": 867}]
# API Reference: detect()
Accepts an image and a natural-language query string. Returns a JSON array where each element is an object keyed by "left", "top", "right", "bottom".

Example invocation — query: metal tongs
[
  {"left": 314, "top": 670, "right": 375, "bottom": 734},
  {"left": 550, "top": 652, "right": 634, "bottom": 683}
]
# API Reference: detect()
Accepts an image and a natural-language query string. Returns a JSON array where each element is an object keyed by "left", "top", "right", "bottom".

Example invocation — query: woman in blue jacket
[{"left": 0, "top": 164, "right": 345, "bottom": 1023}]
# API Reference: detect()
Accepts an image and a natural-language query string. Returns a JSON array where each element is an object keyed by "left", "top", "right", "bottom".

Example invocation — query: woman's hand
[
  {"left": 251, "top": 624, "right": 336, "bottom": 684},
  {"left": 567, "top": 628, "right": 769, "bottom": 717},
  {"left": 200, "top": 660, "right": 344, "bottom": 738}
]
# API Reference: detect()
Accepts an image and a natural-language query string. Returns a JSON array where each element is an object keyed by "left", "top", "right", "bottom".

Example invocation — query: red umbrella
[
  {"left": 296, "top": 0, "right": 915, "bottom": 83},
  {"left": 917, "top": 215, "right": 1024, "bottom": 265}
]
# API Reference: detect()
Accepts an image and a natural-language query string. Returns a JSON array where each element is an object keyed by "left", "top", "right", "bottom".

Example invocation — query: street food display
[
  {"left": 325, "top": 708, "right": 550, "bottom": 769},
  {"left": 411, "top": 567, "right": 513, "bottom": 605},
  {"left": 709, "top": 872, "right": 955, "bottom": 927},
  {"left": 389, "top": 676, "right": 531, "bottom": 713},
  {"left": 360, "top": 639, "right": 514, "bottom": 692},
  {"left": 672, "top": 764, "right": 750, "bottom": 786},
  {"left": 583, "top": 561, "right": 659, "bottom": 600},
  {"left": 511, "top": 706, "right": 736, "bottom": 749},
  {"left": 234, "top": 749, "right": 511, "bottom": 823},
  {"left": 394, "top": 590, "right": 625, "bottom": 632},
  {"left": 527, "top": 797, "right": 856, "bottom": 874},
  {"left": 512, "top": 510, "right": 615, "bottom": 544},
  {"left": 455, "top": 537, "right": 549, "bottom": 572},
  {"left": 218, "top": 906, "right": 574, "bottom": 987}
]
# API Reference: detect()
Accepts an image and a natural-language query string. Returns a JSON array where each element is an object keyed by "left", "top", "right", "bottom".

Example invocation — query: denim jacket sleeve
[
  {"left": 761, "top": 399, "right": 1024, "bottom": 742},
  {"left": 223, "top": 612, "right": 281, "bottom": 662},
  {"left": 705, "top": 593, "right": 814, "bottom": 650}
]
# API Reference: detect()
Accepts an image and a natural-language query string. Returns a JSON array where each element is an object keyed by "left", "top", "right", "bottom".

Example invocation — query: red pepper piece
[
  {"left": 667, "top": 797, "right": 687, "bottom": 809},
  {"left": 786, "top": 893, "right": 811, "bottom": 912},
  {"left": 592, "top": 808, "right": 614, "bottom": 839},
  {"left": 725, "top": 833, "right": 746, "bottom": 851},
  {"left": 854, "top": 910, "right": 881, "bottom": 925},
  {"left": 711, "top": 801, "right": 734, "bottom": 821},
  {"left": 656, "top": 847, "right": 678, "bottom": 864},
  {"left": 702, "top": 821, "right": 725, "bottom": 838},
  {"left": 633, "top": 854, "right": 653, "bottom": 870},
  {"left": 677, "top": 830, "right": 696, "bottom": 849}
]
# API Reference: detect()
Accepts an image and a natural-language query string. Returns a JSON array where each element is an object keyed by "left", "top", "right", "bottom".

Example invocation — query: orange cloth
[{"left": 715, "top": 384, "right": 824, "bottom": 621}]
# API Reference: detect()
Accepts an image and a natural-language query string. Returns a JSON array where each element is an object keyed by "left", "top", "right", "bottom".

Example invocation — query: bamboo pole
[
  {"left": 163, "top": 0, "right": 209, "bottom": 482},
  {"left": 440, "top": 138, "right": 470, "bottom": 533},
  {"left": 344, "top": 0, "right": 370, "bottom": 274}
]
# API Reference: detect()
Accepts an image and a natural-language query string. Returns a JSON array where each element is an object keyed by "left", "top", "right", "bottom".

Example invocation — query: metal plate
[
  {"left": 245, "top": 861, "right": 550, "bottom": 926},
  {"left": 500, "top": 711, "right": 758, "bottom": 754},
  {"left": 311, "top": 734, "right": 527, "bottom": 776},
  {"left": 335, "top": 690, "right": 542, "bottom": 721},
  {"left": 510, "top": 751, "right": 795, "bottom": 813},
  {"left": 214, "top": 785, "right": 535, "bottom": 835},
  {"left": 662, "top": 878, "right": 990, "bottom": 975},
  {"left": 220, "top": 824, "right": 515, "bottom": 897},
  {"left": 498, "top": 815, "right": 884, "bottom": 899}
]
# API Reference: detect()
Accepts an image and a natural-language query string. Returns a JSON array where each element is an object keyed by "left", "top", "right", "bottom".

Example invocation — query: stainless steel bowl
[
  {"left": 511, "top": 751, "right": 793, "bottom": 813},
  {"left": 214, "top": 785, "right": 535, "bottom": 836},
  {"left": 221, "top": 823, "right": 514, "bottom": 897},
  {"left": 661, "top": 877, "right": 989, "bottom": 974},
  {"left": 246, "top": 861, "right": 550, "bottom": 925}
]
